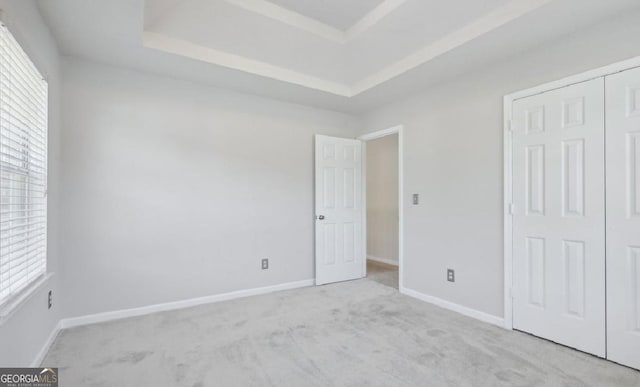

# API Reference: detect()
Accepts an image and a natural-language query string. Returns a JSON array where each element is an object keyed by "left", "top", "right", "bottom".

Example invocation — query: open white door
[
  {"left": 512, "top": 78, "right": 606, "bottom": 357},
  {"left": 605, "top": 66, "right": 640, "bottom": 370},
  {"left": 315, "top": 135, "right": 364, "bottom": 285}
]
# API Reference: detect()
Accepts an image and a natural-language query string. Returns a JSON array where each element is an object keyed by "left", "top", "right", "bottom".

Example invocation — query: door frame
[
  {"left": 358, "top": 125, "right": 404, "bottom": 290},
  {"left": 503, "top": 56, "right": 640, "bottom": 330}
]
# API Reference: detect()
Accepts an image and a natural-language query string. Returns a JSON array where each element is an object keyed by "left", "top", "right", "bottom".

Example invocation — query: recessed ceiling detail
[
  {"left": 37, "top": 0, "right": 640, "bottom": 111},
  {"left": 266, "top": 0, "right": 386, "bottom": 31},
  {"left": 142, "top": 31, "right": 352, "bottom": 96},
  {"left": 142, "top": 0, "right": 552, "bottom": 97}
]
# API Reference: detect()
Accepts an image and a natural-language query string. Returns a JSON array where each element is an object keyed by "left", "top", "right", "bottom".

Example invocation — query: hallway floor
[{"left": 366, "top": 260, "right": 399, "bottom": 289}]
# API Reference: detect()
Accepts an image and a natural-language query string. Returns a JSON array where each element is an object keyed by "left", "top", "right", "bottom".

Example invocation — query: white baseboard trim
[
  {"left": 61, "top": 279, "right": 315, "bottom": 330},
  {"left": 400, "top": 286, "right": 505, "bottom": 328},
  {"left": 32, "top": 320, "right": 62, "bottom": 367},
  {"left": 367, "top": 255, "right": 399, "bottom": 267}
]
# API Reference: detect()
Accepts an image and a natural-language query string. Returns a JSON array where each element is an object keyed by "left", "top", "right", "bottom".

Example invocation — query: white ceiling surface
[
  {"left": 267, "top": 0, "right": 385, "bottom": 31},
  {"left": 36, "top": 0, "right": 640, "bottom": 112},
  {"left": 142, "top": 0, "right": 524, "bottom": 91},
  {"left": 145, "top": 0, "right": 351, "bottom": 84}
]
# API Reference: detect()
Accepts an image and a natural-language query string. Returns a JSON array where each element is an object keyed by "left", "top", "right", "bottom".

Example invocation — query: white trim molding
[
  {"left": 503, "top": 95, "right": 514, "bottom": 330},
  {"left": 401, "top": 286, "right": 505, "bottom": 328},
  {"left": 31, "top": 320, "right": 62, "bottom": 367},
  {"left": 358, "top": 125, "right": 403, "bottom": 141},
  {"left": 223, "top": 0, "right": 346, "bottom": 43},
  {"left": 351, "top": 0, "right": 552, "bottom": 94},
  {"left": 224, "top": 0, "right": 405, "bottom": 44},
  {"left": 142, "top": 31, "right": 352, "bottom": 97},
  {"left": 60, "top": 279, "right": 314, "bottom": 329},
  {"left": 502, "top": 55, "right": 640, "bottom": 330},
  {"left": 345, "top": 0, "right": 406, "bottom": 41}
]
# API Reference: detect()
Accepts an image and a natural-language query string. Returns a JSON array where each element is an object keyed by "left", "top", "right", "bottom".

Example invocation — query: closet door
[
  {"left": 512, "top": 78, "right": 606, "bottom": 357},
  {"left": 605, "top": 66, "right": 640, "bottom": 370}
]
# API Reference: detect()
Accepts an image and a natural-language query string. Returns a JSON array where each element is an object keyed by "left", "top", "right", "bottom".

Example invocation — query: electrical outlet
[
  {"left": 261, "top": 259, "right": 269, "bottom": 270},
  {"left": 48, "top": 290, "right": 52, "bottom": 309},
  {"left": 447, "top": 269, "right": 455, "bottom": 283},
  {"left": 412, "top": 194, "right": 419, "bottom": 205}
]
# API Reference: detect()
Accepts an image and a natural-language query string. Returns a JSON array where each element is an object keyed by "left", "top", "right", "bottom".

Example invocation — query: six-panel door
[
  {"left": 315, "top": 135, "right": 363, "bottom": 285},
  {"left": 605, "top": 66, "right": 640, "bottom": 370},
  {"left": 512, "top": 78, "right": 606, "bottom": 357}
]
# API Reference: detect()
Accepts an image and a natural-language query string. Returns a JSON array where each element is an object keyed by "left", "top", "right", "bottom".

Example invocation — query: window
[{"left": 0, "top": 22, "right": 48, "bottom": 307}]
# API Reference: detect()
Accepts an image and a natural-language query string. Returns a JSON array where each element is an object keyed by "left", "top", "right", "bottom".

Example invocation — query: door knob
[{"left": 318, "top": 215, "right": 325, "bottom": 220}]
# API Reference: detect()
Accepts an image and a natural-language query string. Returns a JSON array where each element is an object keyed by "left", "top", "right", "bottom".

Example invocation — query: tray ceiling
[
  {"left": 141, "top": 0, "right": 540, "bottom": 96},
  {"left": 37, "top": 0, "right": 640, "bottom": 112}
]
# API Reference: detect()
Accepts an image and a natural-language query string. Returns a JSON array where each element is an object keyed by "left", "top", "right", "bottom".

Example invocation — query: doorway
[
  {"left": 313, "top": 126, "right": 404, "bottom": 289},
  {"left": 360, "top": 126, "right": 403, "bottom": 290}
]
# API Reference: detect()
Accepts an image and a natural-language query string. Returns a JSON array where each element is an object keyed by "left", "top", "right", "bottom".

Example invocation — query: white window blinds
[{"left": 0, "top": 22, "right": 48, "bottom": 306}]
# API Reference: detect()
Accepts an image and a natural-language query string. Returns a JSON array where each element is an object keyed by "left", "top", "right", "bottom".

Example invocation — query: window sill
[{"left": 0, "top": 272, "right": 54, "bottom": 324}]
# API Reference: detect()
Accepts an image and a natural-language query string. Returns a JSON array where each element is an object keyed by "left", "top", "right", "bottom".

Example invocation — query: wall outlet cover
[{"left": 447, "top": 269, "right": 455, "bottom": 282}]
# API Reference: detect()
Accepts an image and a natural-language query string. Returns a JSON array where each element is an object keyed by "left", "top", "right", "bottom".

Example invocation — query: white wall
[
  {"left": 0, "top": 0, "right": 62, "bottom": 366},
  {"left": 366, "top": 135, "right": 398, "bottom": 265},
  {"left": 360, "top": 9, "right": 640, "bottom": 318},
  {"left": 59, "top": 59, "right": 360, "bottom": 319}
]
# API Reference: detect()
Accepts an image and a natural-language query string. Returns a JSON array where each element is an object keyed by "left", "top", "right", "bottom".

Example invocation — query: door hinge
[
  {"left": 508, "top": 203, "right": 515, "bottom": 215},
  {"left": 506, "top": 120, "right": 513, "bottom": 132}
]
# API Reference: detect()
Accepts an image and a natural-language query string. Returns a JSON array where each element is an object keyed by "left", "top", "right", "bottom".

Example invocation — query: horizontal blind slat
[
  {"left": 0, "top": 214, "right": 46, "bottom": 224},
  {"left": 0, "top": 22, "right": 48, "bottom": 308}
]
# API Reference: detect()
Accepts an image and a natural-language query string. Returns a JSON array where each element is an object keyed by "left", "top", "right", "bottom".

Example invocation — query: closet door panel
[
  {"left": 512, "top": 78, "right": 606, "bottom": 357},
  {"left": 606, "top": 66, "right": 640, "bottom": 370}
]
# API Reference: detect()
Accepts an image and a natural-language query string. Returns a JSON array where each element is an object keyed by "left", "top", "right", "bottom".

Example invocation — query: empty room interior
[{"left": 1, "top": 0, "right": 640, "bottom": 385}]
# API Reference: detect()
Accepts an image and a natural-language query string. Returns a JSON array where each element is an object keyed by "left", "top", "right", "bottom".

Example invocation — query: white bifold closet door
[
  {"left": 512, "top": 78, "right": 606, "bottom": 357},
  {"left": 605, "top": 66, "right": 640, "bottom": 370}
]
